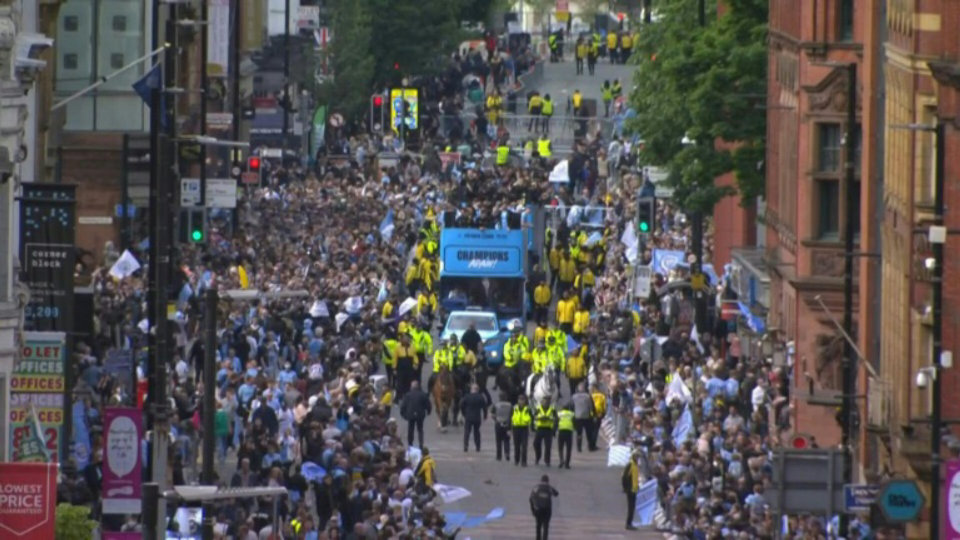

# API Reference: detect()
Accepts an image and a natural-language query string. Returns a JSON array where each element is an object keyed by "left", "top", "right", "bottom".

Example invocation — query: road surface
[{"left": 403, "top": 365, "right": 664, "bottom": 539}]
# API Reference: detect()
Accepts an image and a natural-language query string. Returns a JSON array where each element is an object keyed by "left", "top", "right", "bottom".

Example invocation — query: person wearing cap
[
  {"left": 529, "top": 474, "right": 559, "bottom": 540},
  {"left": 512, "top": 394, "right": 533, "bottom": 466},
  {"left": 556, "top": 403, "right": 575, "bottom": 469},
  {"left": 531, "top": 338, "right": 549, "bottom": 376},
  {"left": 503, "top": 322, "right": 530, "bottom": 373}
]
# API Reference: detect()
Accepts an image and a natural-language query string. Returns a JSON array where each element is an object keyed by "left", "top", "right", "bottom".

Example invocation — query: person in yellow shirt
[
  {"left": 418, "top": 258, "right": 435, "bottom": 292},
  {"left": 540, "top": 94, "right": 554, "bottom": 135},
  {"left": 566, "top": 345, "right": 588, "bottom": 396},
  {"left": 623, "top": 453, "right": 640, "bottom": 528},
  {"left": 571, "top": 89, "right": 583, "bottom": 117},
  {"left": 486, "top": 89, "right": 503, "bottom": 126},
  {"left": 556, "top": 289, "right": 576, "bottom": 335},
  {"left": 381, "top": 296, "right": 395, "bottom": 323},
  {"left": 548, "top": 240, "right": 561, "bottom": 289},
  {"left": 589, "top": 384, "right": 607, "bottom": 451},
  {"left": 394, "top": 332, "right": 418, "bottom": 399},
  {"left": 572, "top": 307, "right": 590, "bottom": 342},
  {"left": 534, "top": 320, "right": 549, "bottom": 347},
  {"left": 382, "top": 333, "right": 400, "bottom": 388},
  {"left": 573, "top": 263, "right": 596, "bottom": 293},
  {"left": 405, "top": 259, "right": 421, "bottom": 294},
  {"left": 620, "top": 32, "right": 633, "bottom": 64},
  {"left": 575, "top": 38, "right": 588, "bottom": 75},
  {"left": 607, "top": 31, "right": 619, "bottom": 64},
  {"left": 416, "top": 447, "right": 437, "bottom": 488},
  {"left": 533, "top": 280, "right": 551, "bottom": 324},
  {"left": 557, "top": 251, "right": 577, "bottom": 296},
  {"left": 528, "top": 92, "right": 543, "bottom": 132}
]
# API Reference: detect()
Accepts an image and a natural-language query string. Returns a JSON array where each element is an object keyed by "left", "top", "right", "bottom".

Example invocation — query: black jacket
[
  {"left": 460, "top": 392, "right": 488, "bottom": 424},
  {"left": 400, "top": 388, "right": 431, "bottom": 421}
]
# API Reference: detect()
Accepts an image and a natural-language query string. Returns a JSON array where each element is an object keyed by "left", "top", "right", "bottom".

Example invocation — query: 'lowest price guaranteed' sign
[{"left": 0, "top": 462, "right": 58, "bottom": 539}]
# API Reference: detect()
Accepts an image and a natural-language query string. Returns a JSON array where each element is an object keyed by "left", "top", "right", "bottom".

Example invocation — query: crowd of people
[{"left": 54, "top": 19, "right": 866, "bottom": 540}]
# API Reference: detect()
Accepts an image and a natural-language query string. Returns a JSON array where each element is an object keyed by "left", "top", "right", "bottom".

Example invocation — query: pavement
[
  {"left": 510, "top": 56, "right": 636, "bottom": 156},
  {"left": 405, "top": 359, "right": 664, "bottom": 540}
]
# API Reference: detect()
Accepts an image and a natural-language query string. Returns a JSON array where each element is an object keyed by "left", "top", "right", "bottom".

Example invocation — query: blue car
[{"left": 440, "top": 310, "right": 510, "bottom": 366}]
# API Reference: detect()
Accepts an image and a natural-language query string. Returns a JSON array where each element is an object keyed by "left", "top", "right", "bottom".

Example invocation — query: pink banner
[{"left": 102, "top": 408, "right": 143, "bottom": 515}]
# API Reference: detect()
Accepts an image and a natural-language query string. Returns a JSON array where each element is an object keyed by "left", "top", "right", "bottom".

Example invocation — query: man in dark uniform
[
  {"left": 459, "top": 383, "right": 488, "bottom": 452},
  {"left": 400, "top": 381, "right": 431, "bottom": 448},
  {"left": 529, "top": 474, "right": 559, "bottom": 540}
]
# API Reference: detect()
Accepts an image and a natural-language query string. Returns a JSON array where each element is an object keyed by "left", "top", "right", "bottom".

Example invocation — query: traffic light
[
  {"left": 370, "top": 94, "right": 385, "bottom": 130},
  {"left": 637, "top": 197, "right": 654, "bottom": 233},
  {"left": 190, "top": 226, "right": 204, "bottom": 243},
  {"left": 247, "top": 156, "right": 261, "bottom": 172}
]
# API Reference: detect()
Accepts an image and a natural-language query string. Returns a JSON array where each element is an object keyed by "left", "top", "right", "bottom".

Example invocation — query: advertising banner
[
  {"left": 103, "top": 349, "right": 135, "bottom": 404},
  {"left": 0, "top": 462, "right": 58, "bottom": 539},
  {"left": 390, "top": 88, "right": 419, "bottom": 131},
  {"left": 944, "top": 459, "right": 960, "bottom": 539},
  {"left": 102, "top": 408, "right": 143, "bottom": 514},
  {"left": 9, "top": 332, "right": 66, "bottom": 462},
  {"left": 440, "top": 229, "right": 524, "bottom": 278},
  {"left": 19, "top": 184, "right": 76, "bottom": 332},
  {"left": 207, "top": 0, "right": 230, "bottom": 76}
]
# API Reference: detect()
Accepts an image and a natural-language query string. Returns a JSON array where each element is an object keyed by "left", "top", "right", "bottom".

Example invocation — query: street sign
[
  {"left": 634, "top": 266, "right": 651, "bottom": 298},
  {"left": 843, "top": 484, "right": 879, "bottom": 513},
  {"left": 878, "top": 479, "right": 925, "bottom": 523},
  {"left": 180, "top": 178, "right": 237, "bottom": 208}
]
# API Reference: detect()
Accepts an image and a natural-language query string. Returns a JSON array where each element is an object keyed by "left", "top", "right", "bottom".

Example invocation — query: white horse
[{"left": 527, "top": 363, "right": 560, "bottom": 410}]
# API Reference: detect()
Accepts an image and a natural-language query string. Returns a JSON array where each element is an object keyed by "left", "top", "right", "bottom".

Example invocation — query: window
[
  {"left": 818, "top": 123, "right": 842, "bottom": 172},
  {"left": 817, "top": 180, "right": 840, "bottom": 239},
  {"left": 55, "top": 0, "right": 146, "bottom": 131},
  {"left": 853, "top": 124, "right": 862, "bottom": 173},
  {"left": 839, "top": 0, "right": 854, "bottom": 42}
]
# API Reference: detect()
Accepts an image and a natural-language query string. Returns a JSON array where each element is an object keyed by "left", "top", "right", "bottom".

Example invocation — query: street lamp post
[{"left": 930, "top": 121, "right": 946, "bottom": 540}]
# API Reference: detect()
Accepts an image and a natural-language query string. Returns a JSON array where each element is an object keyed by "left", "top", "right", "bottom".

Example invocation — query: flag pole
[{"left": 51, "top": 45, "right": 169, "bottom": 111}]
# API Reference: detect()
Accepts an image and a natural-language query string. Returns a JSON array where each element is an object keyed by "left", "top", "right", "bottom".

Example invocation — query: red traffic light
[
  {"left": 618, "top": 12, "right": 625, "bottom": 21},
  {"left": 393, "top": 63, "right": 400, "bottom": 70},
  {"left": 247, "top": 156, "right": 261, "bottom": 171},
  {"left": 791, "top": 435, "right": 809, "bottom": 449},
  {"left": 373, "top": 95, "right": 383, "bottom": 107}
]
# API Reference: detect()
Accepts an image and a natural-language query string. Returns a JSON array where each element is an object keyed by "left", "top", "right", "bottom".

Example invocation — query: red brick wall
[{"left": 60, "top": 133, "right": 124, "bottom": 266}]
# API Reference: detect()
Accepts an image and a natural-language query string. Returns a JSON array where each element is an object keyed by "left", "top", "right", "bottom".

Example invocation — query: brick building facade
[{"left": 765, "top": 0, "right": 867, "bottom": 449}]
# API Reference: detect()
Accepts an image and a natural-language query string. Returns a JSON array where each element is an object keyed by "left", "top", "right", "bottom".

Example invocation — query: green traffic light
[
  {"left": 191, "top": 229, "right": 203, "bottom": 242},
  {"left": 639, "top": 222, "right": 650, "bottom": 233}
]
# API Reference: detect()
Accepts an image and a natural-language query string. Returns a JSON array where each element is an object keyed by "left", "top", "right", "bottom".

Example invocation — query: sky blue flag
[
  {"left": 379, "top": 209, "right": 395, "bottom": 241},
  {"left": 301, "top": 461, "right": 327, "bottom": 482},
  {"left": 132, "top": 63, "right": 167, "bottom": 130},
  {"left": 632, "top": 479, "right": 659, "bottom": 527},
  {"left": 71, "top": 400, "right": 91, "bottom": 469},
  {"left": 703, "top": 263, "right": 719, "bottom": 286},
  {"left": 652, "top": 249, "right": 685, "bottom": 276},
  {"left": 566, "top": 334, "right": 579, "bottom": 354},
  {"left": 672, "top": 404, "right": 693, "bottom": 448},
  {"left": 178, "top": 282, "right": 193, "bottom": 307}
]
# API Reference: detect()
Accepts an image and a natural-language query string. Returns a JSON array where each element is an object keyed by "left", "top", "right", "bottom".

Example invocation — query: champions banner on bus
[
  {"left": 8, "top": 332, "right": 66, "bottom": 462},
  {"left": 0, "top": 462, "right": 58, "bottom": 539}
]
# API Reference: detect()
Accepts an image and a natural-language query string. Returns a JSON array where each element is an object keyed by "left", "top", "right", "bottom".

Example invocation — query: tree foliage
[
  {"left": 55, "top": 503, "right": 97, "bottom": 540},
  {"left": 317, "top": 0, "right": 375, "bottom": 121},
  {"left": 319, "top": 0, "right": 480, "bottom": 121},
  {"left": 627, "top": 0, "right": 768, "bottom": 213}
]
